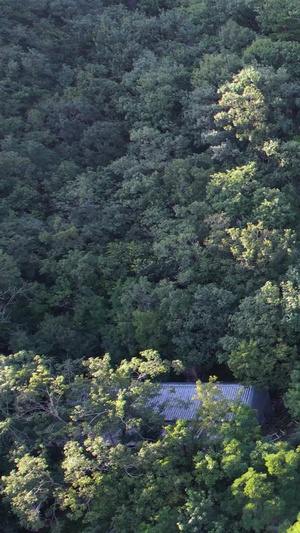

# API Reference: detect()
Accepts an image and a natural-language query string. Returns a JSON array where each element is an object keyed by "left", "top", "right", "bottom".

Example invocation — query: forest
[{"left": 2, "top": 0, "right": 300, "bottom": 530}]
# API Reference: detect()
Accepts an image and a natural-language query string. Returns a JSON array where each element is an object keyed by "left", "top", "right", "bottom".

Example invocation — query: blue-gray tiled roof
[{"left": 154, "top": 383, "right": 253, "bottom": 421}]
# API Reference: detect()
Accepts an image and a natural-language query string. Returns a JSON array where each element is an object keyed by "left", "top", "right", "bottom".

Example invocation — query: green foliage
[
  {"left": 2, "top": 451, "right": 55, "bottom": 531},
  {"left": 2, "top": 0, "right": 300, "bottom": 528},
  {"left": 221, "top": 268, "right": 300, "bottom": 388},
  {"left": 251, "top": 0, "right": 300, "bottom": 41},
  {"left": 207, "top": 162, "right": 258, "bottom": 218},
  {"left": 284, "top": 369, "right": 300, "bottom": 420},
  {"left": 2, "top": 351, "right": 300, "bottom": 532}
]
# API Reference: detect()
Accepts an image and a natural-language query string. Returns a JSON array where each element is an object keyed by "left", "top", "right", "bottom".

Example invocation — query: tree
[
  {"left": 249, "top": 0, "right": 300, "bottom": 41},
  {"left": 207, "top": 162, "right": 258, "bottom": 220},
  {"left": 3, "top": 351, "right": 300, "bottom": 532},
  {"left": 221, "top": 274, "right": 300, "bottom": 389},
  {"left": 244, "top": 38, "right": 300, "bottom": 80},
  {"left": 0, "top": 350, "right": 182, "bottom": 531},
  {"left": 215, "top": 66, "right": 298, "bottom": 148},
  {"left": 119, "top": 52, "right": 189, "bottom": 132},
  {"left": 159, "top": 283, "right": 235, "bottom": 371}
]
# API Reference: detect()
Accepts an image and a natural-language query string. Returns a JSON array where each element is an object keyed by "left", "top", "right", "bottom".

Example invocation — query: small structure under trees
[{"left": 154, "top": 382, "right": 273, "bottom": 424}]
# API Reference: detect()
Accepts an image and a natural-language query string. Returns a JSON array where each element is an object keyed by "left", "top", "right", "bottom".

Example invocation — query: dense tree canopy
[
  {"left": 1, "top": 351, "right": 300, "bottom": 533},
  {"left": 2, "top": 0, "right": 300, "bottom": 530}
]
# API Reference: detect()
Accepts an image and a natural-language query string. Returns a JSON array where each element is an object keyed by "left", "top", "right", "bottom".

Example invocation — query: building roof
[{"left": 153, "top": 383, "right": 254, "bottom": 421}]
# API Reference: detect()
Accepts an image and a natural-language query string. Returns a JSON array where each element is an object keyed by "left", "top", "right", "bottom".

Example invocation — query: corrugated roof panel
[{"left": 153, "top": 383, "right": 253, "bottom": 421}]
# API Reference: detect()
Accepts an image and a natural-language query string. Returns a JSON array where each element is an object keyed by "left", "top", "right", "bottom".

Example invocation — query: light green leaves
[{"left": 2, "top": 450, "right": 55, "bottom": 531}]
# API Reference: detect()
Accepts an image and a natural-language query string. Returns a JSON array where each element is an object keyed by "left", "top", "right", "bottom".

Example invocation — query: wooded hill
[{"left": 2, "top": 0, "right": 300, "bottom": 531}]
